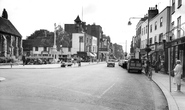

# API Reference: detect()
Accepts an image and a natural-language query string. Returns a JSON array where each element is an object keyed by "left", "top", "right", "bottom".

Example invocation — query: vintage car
[
  {"left": 127, "top": 59, "right": 142, "bottom": 73},
  {"left": 107, "top": 59, "right": 115, "bottom": 67}
]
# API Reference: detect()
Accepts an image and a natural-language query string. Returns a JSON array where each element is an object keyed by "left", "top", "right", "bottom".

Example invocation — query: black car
[{"left": 127, "top": 59, "right": 142, "bottom": 73}]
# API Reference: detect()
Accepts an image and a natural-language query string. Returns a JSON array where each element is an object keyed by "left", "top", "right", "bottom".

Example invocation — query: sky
[{"left": 0, "top": 0, "right": 170, "bottom": 53}]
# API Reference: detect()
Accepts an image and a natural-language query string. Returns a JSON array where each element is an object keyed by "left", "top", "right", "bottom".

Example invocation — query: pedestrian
[
  {"left": 22, "top": 54, "right": 26, "bottom": 66},
  {"left": 173, "top": 60, "right": 183, "bottom": 92},
  {"left": 78, "top": 57, "right": 81, "bottom": 67},
  {"left": 154, "top": 60, "right": 158, "bottom": 73}
]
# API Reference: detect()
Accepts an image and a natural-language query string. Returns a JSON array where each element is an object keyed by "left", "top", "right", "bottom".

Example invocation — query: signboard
[{"left": 99, "top": 48, "right": 108, "bottom": 51}]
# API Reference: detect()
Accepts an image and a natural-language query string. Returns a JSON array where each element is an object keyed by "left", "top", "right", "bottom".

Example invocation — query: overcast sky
[{"left": 0, "top": 0, "right": 170, "bottom": 52}]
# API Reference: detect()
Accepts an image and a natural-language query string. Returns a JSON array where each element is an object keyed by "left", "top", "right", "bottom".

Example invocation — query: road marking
[
  {"left": 98, "top": 81, "right": 117, "bottom": 98},
  {"left": 65, "top": 89, "right": 95, "bottom": 97}
]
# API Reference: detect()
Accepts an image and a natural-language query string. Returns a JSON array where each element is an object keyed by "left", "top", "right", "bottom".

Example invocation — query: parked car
[
  {"left": 60, "top": 60, "right": 73, "bottom": 67},
  {"left": 127, "top": 59, "right": 142, "bottom": 73},
  {"left": 118, "top": 59, "right": 124, "bottom": 66},
  {"left": 107, "top": 59, "right": 115, "bottom": 67}
]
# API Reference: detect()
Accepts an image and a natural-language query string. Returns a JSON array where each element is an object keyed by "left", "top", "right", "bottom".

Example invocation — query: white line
[{"left": 99, "top": 82, "right": 116, "bottom": 98}]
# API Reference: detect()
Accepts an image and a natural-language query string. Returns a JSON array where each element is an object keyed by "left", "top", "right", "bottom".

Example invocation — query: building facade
[
  {"left": 169, "top": 0, "right": 185, "bottom": 77},
  {"left": 0, "top": 17, "right": 22, "bottom": 62}
]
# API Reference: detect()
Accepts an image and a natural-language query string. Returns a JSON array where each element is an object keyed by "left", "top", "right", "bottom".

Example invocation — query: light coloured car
[
  {"left": 107, "top": 59, "right": 115, "bottom": 67},
  {"left": 118, "top": 59, "right": 124, "bottom": 66}
]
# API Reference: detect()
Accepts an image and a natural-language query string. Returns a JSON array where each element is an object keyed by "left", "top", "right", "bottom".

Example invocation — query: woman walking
[{"left": 173, "top": 60, "right": 183, "bottom": 92}]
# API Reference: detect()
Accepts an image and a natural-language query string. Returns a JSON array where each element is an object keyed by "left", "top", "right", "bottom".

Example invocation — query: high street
[{"left": 0, "top": 63, "right": 167, "bottom": 110}]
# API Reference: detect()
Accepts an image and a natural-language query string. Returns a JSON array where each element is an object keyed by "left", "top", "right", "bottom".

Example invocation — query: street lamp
[{"left": 128, "top": 16, "right": 151, "bottom": 75}]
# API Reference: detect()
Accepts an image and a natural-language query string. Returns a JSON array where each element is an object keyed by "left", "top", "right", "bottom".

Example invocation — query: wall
[
  {"left": 171, "top": 0, "right": 185, "bottom": 39},
  {"left": 149, "top": 7, "right": 171, "bottom": 44},
  {"left": 71, "top": 33, "right": 85, "bottom": 54},
  {"left": 92, "top": 36, "right": 97, "bottom": 53}
]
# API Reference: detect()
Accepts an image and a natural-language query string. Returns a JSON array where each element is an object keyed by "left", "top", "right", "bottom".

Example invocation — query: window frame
[
  {"left": 177, "top": 0, "right": 182, "bottom": 9},
  {"left": 155, "top": 21, "right": 157, "bottom": 30},
  {"left": 160, "top": 17, "right": 163, "bottom": 27},
  {"left": 79, "top": 36, "right": 83, "bottom": 42},
  {"left": 177, "top": 16, "right": 181, "bottom": 38},
  {"left": 150, "top": 24, "right": 152, "bottom": 33},
  {"left": 172, "top": 0, "right": 175, "bottom": 14},
  {"left": 159, "top": 33, "right": 163, "bottom": 43}
]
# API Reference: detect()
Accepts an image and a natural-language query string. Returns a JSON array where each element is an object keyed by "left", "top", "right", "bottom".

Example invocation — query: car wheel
[
  {"left": 128, "top": 69, "right": 130, "bottom": 73},
  {"left": 138, "top": 70, "right": 142, "bottom": 74}
]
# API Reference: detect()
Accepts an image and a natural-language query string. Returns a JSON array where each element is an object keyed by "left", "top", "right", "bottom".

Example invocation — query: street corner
[{"left": 0, "top": 77, "right": 6, "bottom": 82}]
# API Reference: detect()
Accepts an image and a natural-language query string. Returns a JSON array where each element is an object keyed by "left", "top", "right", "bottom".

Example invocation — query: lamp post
[{"left": 128, "top": 16, "right": 151, "bottom": 75}]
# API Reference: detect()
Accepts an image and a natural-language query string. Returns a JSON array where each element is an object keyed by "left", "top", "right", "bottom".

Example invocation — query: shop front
[{"left": 166, "top": 36, "right": 185, "bottom": 78}]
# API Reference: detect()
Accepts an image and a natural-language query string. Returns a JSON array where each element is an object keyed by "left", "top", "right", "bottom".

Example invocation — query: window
[
  {"left": 160, "top": 17, "right": 163, "bottom": 27},
  {"left": 43, "top": 47, "right": 47, "bottom": 51},
  {"left": 146, "top": 26, "right": 148, "bottom": 34},
  {"left": 68, "top": 47, "right": 71, "bottom": 52},
  {"left": 171, "top": 21, "right": 174, "bottom": 28},
  {"left": 149, "top": 38, "right": 152, "bottom": 45},
  {"left": 144, "top": 27, "right": 145, "bottom": 34},
  {"left": 159, "top": 33, "right": 163, "bottom": 42},
  {"left": 172, "top": 0, "right": 175, "bottom": 14},
  {"left": 86, "top": 38, "right": 88, "bottom": 43},
  {"left": 35, "top": 47, "right": 38, "bottom": 51},
  {"left": 178, "top": 0, "right": 182, "bottom": 8},
  {"left": 150, "top": 24, "right": 152, "bottom": 33},
  {"left": 79, "top": 36, "right": 83, "bottom": 42},
  {"left": 177, "top": 16, "right": 181, "bottom": 38},
  {"left": 154, "top": 36, "right": 157, "bottom": 42},
  {"left": 155, "top": 21, "right": 157, "bottom": 30}
]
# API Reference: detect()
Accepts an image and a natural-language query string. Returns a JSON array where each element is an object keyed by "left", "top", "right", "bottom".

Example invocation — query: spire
[
  {"left": 74, "top": 15, "right": 82, "bottom": 24},
  {"left": 2, "top": 8, "right": 8, "bottom": 19}
]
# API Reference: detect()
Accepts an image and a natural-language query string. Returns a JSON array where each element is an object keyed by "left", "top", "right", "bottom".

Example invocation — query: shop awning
[
  {"left": 141, "top": 50, "right": 155, "bottom": 58},
  {"left": 87, "top": 52, "right": 95, "bottom": 57},
  {"left": 149, "top": 50, "right": 155, "bottom": 55}
]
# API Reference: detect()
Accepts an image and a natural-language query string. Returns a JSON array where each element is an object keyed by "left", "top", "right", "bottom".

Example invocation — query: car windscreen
[
  {"left": 130, "top": 60, "right": 141, "bottom": 67},
  {"left": 108, "top": 59, "right": 115, "bottom": 62}
]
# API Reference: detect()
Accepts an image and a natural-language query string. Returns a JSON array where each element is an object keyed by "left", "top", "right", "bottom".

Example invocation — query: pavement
[
  {"left": 152, "top": 72, "right": 185, "bottom": 110},
  {"left": 0, "top": 62, "right": 185, "bottom": 110}
]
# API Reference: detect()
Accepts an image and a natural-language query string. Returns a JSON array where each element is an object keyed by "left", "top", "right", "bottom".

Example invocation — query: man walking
[{"left": 173, "top": 60, "right": 183, "bottom": 92}]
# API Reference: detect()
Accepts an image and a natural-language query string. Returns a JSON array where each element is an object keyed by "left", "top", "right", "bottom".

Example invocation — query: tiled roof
[{"left": 0, "top": 17, "right": 22, "bottom": 37}]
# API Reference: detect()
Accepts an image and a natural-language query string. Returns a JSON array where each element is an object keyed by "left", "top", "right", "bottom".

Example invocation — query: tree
[
  {"left": 26, "top": 29, "right": 53, "bottom": 40},
  {"left": 2, "top": 8, "right": 8, "bottom": 19}
]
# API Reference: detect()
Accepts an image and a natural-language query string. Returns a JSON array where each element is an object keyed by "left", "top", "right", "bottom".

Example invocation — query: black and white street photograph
[{"left": 0, "top": 0, "right": 185, "bottom": 110}]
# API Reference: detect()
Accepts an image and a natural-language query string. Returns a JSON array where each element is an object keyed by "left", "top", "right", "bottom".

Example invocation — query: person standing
[
  {"left": 173, "top": 60, "right": 183, "bottom": 92},
  {"left": 22, "top": 55, "right": 26, "bottom": 66}
]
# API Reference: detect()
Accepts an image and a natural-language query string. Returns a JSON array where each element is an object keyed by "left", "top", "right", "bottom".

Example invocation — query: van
[{"left": 127, "top": 59, "right": 142, "bottom": 73}]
